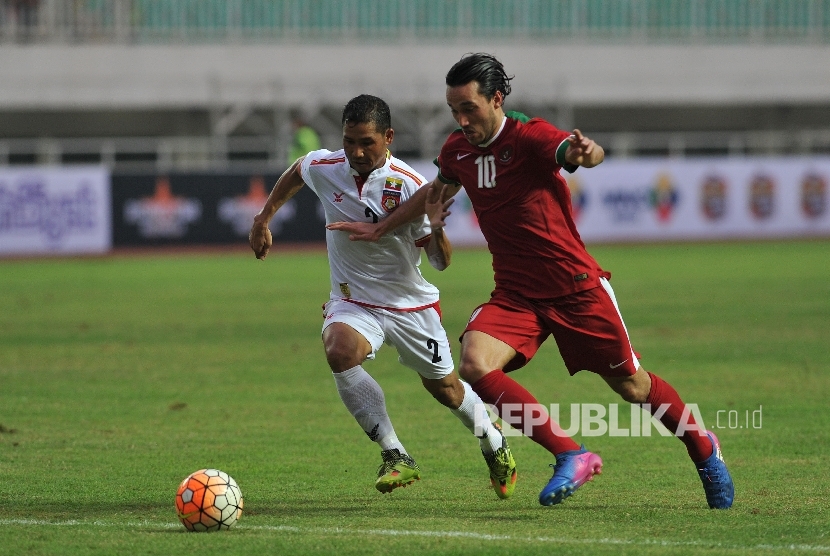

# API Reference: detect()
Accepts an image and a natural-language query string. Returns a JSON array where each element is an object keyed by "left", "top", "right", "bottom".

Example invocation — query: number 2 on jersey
[{"left": 475, "top": 155, "right": 496, "bottom": 189}]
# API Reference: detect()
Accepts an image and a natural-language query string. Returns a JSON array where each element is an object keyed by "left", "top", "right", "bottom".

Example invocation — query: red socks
[
  {"left": 471, "top": 369, "right": 580, "bottom": 455},
  {"left": 646, "top": 372, "right": 713, "bottom": 463},
  {"left": 471, "top": 369, "right": 713, "bottom": 463}
]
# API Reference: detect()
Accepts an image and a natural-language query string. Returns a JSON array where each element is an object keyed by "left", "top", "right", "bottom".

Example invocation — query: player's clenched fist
[{"left": 249, "top": 223, "right": 273, "bottom": 259}]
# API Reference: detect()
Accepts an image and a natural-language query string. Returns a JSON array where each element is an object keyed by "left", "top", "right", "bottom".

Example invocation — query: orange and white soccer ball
[{"left": 175, "top": 469, "right": 244, "bottom": 532}]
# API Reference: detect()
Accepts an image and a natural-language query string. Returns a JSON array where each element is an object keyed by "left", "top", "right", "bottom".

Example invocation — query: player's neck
[
  {"left": 478, "top": 112, "right": 506, "bottom": 148},
  {"left": 352, "top": 149, "right": 390, "bottom": 179}
]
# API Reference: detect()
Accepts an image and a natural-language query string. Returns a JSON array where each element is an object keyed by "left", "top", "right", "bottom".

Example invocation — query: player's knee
[
  {"left": 458, "top": 359, "right": 489, "bottom": 384},
  {"left": 324, "top": 344, "right": 361, "bottom": 372},
  {"left": 615, "top": 381, "right": 649, "bottom": 404}
]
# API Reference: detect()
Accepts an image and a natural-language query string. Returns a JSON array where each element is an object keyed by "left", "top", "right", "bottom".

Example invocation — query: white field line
[{"left": 1, "top": 519, "right": 827, "bottom": 552}]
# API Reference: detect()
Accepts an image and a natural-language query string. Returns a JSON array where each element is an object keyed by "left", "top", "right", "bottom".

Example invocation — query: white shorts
[{"left": 322, "top": 299, "right": 455, "bottom": 380}]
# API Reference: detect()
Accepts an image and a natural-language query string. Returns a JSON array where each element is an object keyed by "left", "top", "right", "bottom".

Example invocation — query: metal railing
[
  {"left": 2, "top": 0, "right": 829, "bottom": 44},
  {"left": 2, "top": 129, "right": 829, "bottom": 172}
]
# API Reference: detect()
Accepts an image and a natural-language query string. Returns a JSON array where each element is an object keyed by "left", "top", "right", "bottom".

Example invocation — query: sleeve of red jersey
[
  {"left": 433, "top": 145, "right": 462, "bottom": 185},
  {"left": 413, "top": 234, "right": 432, "bottom": 248},
  {"left": 525, "top": 120, "right": 579, "bottom": 174}
]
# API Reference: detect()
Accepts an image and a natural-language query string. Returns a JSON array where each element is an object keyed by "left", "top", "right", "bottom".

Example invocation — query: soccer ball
[{"left": 175, "top": 469, "right": 244, "bottom": 532}]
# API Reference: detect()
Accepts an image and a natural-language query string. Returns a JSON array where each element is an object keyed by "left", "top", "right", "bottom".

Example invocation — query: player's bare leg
[
  {"left": 420, "top": 373, "right": 465, "bottom": 408},
  {"left": 602, "top": 366, "right": 651, "bottom": 403},
  {"left": 456, "top": 331, "right": 515, "bottom": 383}
]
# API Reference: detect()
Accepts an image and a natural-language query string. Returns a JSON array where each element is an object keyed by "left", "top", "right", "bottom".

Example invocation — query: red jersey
[{"left": 436, "top": 112, "right": 608, "bottom": 299}]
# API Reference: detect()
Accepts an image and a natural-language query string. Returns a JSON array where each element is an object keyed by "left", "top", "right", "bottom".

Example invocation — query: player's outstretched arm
[
  {"left": 249, "top": 157, "right": 306, "bottom": 260},
  {"left": 565, "top": 129, "right": 605, "bottom": 168},
  {"left": 424, "top": 183, "right": 455, "bottom": 271},
  {"left": 327, "top": 177, "right": 459, "bottom": 242}
]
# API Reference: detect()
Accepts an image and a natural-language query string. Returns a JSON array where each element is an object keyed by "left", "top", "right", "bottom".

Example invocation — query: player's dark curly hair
[
  {"left": 342, "top": 94, "right": 392, "bottom": 132},
  {"left": 445, "top": 53, "right": 513, "bottom": 100}
]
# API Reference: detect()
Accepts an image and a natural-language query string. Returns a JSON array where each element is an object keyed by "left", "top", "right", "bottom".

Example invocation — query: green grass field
[{"left": 1, "top": 241, "right": 828, "bottom": 555}]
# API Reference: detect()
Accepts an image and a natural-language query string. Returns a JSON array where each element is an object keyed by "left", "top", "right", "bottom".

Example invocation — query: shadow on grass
[{"left": 243, "top": 496, "right": 690, "bottom": 521}]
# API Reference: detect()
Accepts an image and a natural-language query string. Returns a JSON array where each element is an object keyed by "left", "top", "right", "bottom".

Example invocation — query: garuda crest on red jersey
[{"left": 498, "top": 144, "right": 514, "bottom": 164}]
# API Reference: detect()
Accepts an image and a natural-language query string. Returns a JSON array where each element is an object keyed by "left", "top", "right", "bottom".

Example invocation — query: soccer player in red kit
[{"left": 328, "top": 53, "right": 734, "bottom": 509}]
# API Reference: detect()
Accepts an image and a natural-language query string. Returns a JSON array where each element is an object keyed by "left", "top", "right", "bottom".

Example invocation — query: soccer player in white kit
[{"left": 249, "top": 95, "right": 517, "bottom": 498}]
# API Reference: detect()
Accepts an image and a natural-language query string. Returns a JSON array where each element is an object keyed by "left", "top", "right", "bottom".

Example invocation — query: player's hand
[
  {"left": 249, "top": 222, "right": 273, "bottom": 259},
  {"left": 565, "top": 129, "right": 604, "bottom": 168},
  {"left": 326, "top": 221, "right": 382, "bottom": 242},
  {"left": 425, "top": 183, "right": 454, "bottom": 230}
]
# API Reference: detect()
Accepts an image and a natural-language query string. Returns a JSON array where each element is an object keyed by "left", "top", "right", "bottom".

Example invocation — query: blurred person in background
[{"left": 287, "top": 109, "right": 321, "bottom": 167}]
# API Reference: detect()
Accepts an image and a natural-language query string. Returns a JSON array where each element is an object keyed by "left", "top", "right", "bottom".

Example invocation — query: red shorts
[{"left": 463, "top": 278, "right": 640, "bottom": 377}]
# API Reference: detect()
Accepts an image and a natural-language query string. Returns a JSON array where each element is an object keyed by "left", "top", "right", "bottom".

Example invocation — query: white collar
[{"left": 478, "top": 115, "right": 506, "bottom": 148}]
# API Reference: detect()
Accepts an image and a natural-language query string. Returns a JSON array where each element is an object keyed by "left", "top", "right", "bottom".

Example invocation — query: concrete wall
[{"left": 3, "top": 43, "right": 830, "bottom": 110}]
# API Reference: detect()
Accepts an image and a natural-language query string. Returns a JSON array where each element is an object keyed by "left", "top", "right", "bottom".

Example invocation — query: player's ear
[
  {"left": 384, "top": 127, "right": 394, "bottom": 146},
  {"left": 492, "top": 91, "right": 504, "bottom": 110}
]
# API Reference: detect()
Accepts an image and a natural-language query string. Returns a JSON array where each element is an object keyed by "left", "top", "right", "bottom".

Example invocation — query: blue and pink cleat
[
  {"left": 539, "top": 432, "right": 733, "bottom": 508},
  {"left": 696, "top": 431, "right": 734, "bottom": 509},
  {"left": 539, "top": 445, "right": 603, "bottom": 506}
]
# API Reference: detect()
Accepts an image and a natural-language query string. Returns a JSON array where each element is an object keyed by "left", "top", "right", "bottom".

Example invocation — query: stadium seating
[{"left": 1, "top": 0, "right": 829, "bottom": 170}]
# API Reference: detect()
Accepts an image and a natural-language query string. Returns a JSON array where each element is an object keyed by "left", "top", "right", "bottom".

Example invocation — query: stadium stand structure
[{"left": 1, "top": 0, "right": 829, "bottom": 170}]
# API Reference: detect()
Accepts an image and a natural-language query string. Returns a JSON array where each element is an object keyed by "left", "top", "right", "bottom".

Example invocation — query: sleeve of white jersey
[{"left": 299, "top": 148, "right": 332, "bottom": 195}]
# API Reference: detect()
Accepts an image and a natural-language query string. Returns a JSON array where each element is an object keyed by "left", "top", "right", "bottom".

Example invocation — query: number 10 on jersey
[{"left": 475, "top": 155, "right": 497, "bottom": 189}]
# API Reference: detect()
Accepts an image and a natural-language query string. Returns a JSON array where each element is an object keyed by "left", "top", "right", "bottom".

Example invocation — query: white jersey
[{"left": 300, "top": 148, "right": 439, "bottom": 310}]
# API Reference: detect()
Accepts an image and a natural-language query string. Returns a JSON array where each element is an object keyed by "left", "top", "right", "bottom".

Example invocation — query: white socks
[
  {"left": 450, "top": 380, "right": 504, "bottom": 454},
  {"left": 332, "top": 365, "right": 405, "bottom": 454},
  {"left": 333, "top": 366, "right": 503, "bottom": 456}
]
